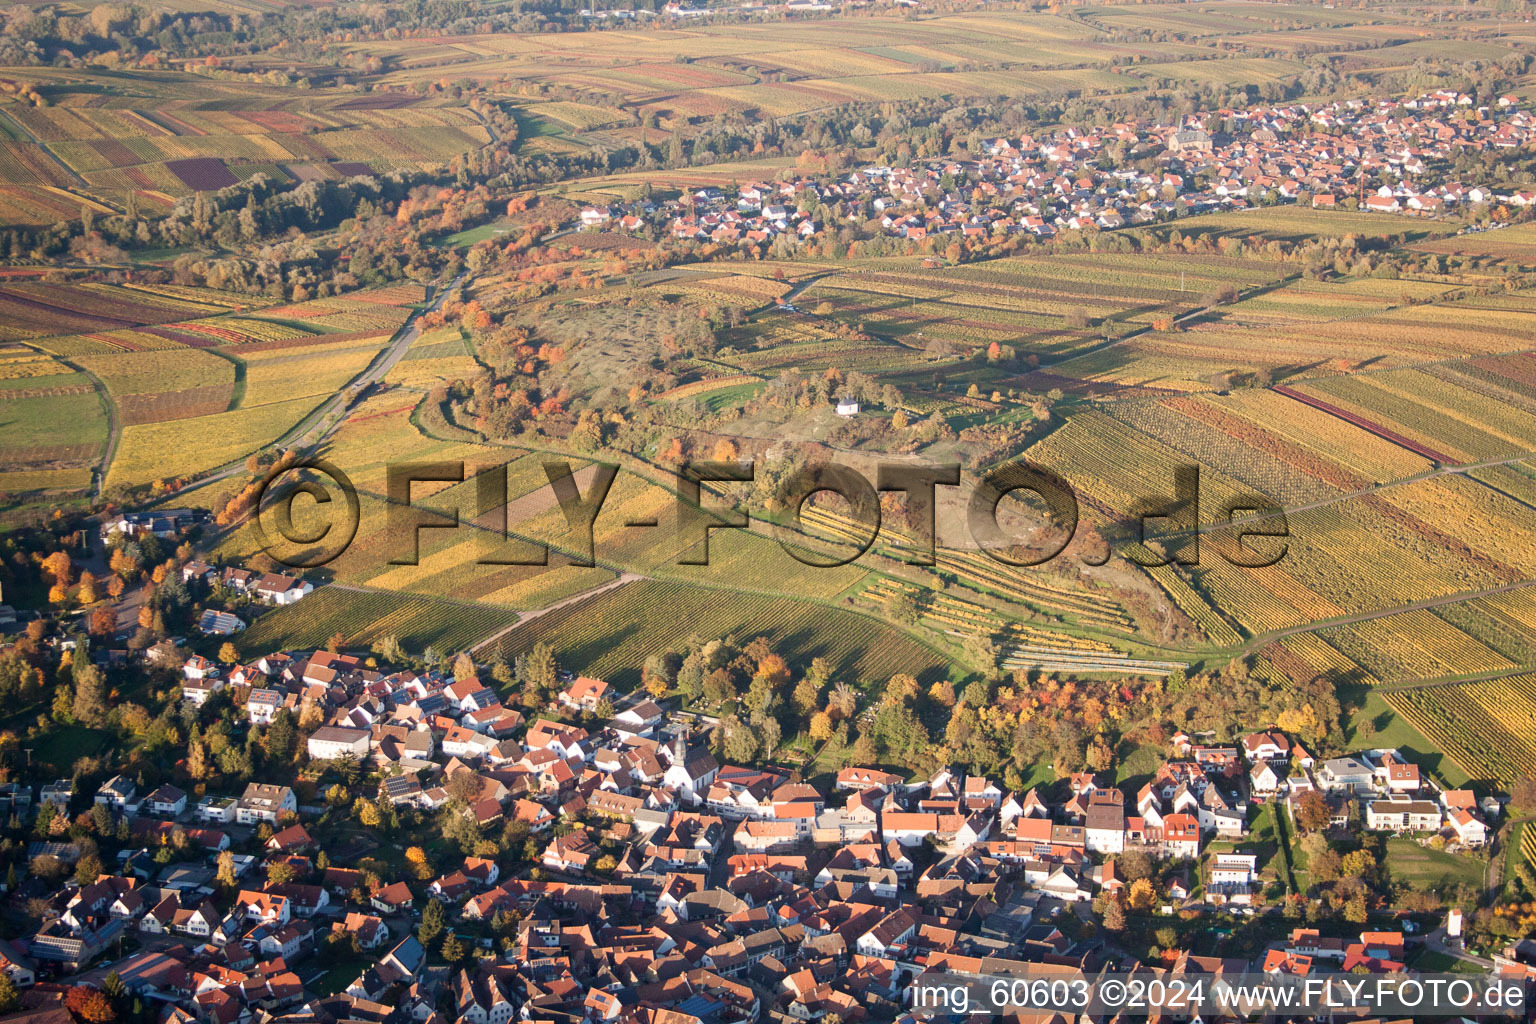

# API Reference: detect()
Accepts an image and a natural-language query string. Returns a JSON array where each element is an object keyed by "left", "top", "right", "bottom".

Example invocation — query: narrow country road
[{"left": 163, "top": 273, "right": 465, "bottom": 500}]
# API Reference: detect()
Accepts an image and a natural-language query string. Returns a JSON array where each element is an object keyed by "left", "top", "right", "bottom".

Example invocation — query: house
[
  {"left": 247, "top": 689, "right": 284, "bottom": 726},
  {"left": 253, "top": 573, "right": 313, "bottom": 605},
  {"left": 1161, "top": 813, "right": 1201, "bottom": 859},
  {"left": 612, "top": 700, "right": 665, "bottom": 736},
  {"left": 558, "top": 676, "right": 611, "bottom": 711},
  {"left": 1449, "top": 809, "right": 1488, "bottom": 847},
  {"left": 1250, "top": 761, "right": 1282, "bottom": 797},
  {"left": 181, "top": 675, "right": 224, "bottom": 706},
  {"left": 1083, "top": 793, "right": 1126, "bottom": 854},
  {"left": 1038, "top": 865, "right": 1092, "bottom": 902},
  {"left": 307, "top": 726, "right": 370, "bottom": 761},
  {"left": 40, "top": 780, "right": 72, "bottom": 809},
  {"left": 196, "top": 609, "right": 245, "bottom": 636},
  {"left": 1318, "top": 757, "right": 1375, "bottom": 794},
  {"left": 1242, "top": 730, "right": 1291, "bottom": 762},
  {"left": 266, "top": 824, "right": 314, "bottom": 853},
  {"left": 856, "top": 909, "right": 916, "bottom": 957},
  {"left": 836, "top": 768, "right": 904, "bottom": 791},
  {"left": 236, "top": 783, "right": 296, "bottom": 825},
  {"left": 371, "top": 881, "right": 414, "bottom": 914},
  {"left": 1208, "top": 852, "right": 1258, "bottom": 905},
  {"left": 196, "top": 796, "right": 237, "bottom": 824},
  {"left": 340, "top": 912, "right": 389, "bottom": 950},
  {"left": 1365, "top": 795, "right": 1441, "bottom": 833},
  {"left": 96, "top": 775, "right": 137, "bottom": 812},
  {"left": 835, "top": 397, "right": 860, "bottom": 417},
  {"left": 143, "top": 785, "right": 187, "bottom": 818}
]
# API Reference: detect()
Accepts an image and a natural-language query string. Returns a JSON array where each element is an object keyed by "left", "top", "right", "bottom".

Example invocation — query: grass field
[
  {"left": 1384, "top": 837, "right": 1484, "bottom": 892},
  {"left": 233, "top": 586, "right": 520, "bottom": 656},
  {"left": 487, "top": 578, "right": 953, "bottom": 690}
]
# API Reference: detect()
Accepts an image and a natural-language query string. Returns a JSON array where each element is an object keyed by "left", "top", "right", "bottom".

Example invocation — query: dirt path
[
  {"left": 1238, "top": 578, "right": 1536, "bottom": 657},
  {"left": 469, "top": 570, "right": 642, "bottom": 652},
  {"left": 37, "top": 352, "right": 120, "bottom": 500}
]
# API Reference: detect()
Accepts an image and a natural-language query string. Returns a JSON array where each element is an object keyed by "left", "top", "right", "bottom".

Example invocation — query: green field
[
  {"left": 487, "top": 578, "right": 954, "bottom": 689},
  {"left": 233, "top": 586, "right": 520, "bottom": 657},
  {"left": 1385, "top": 837, "right": 1485, "bottom": 892}
]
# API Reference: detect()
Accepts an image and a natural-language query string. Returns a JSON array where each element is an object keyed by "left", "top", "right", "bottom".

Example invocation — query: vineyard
[
  {"left": 487, "top": 578, "right": 952, "bottom": 689},
  {"left": 801, "top": 253, "right": 1282, "bottom": 360},
  {"left": 1384, "top": 675, "right": 1536, "bottom": 785},
  {"left": 794, "top": 501, "right": 1137, "bottom": 631},
  {"left": 233, "top": 587, "right": 520, "bottom": 656},
  {"left": 0, "top": 84, "right": 493, "bottom": 210},
  {"left": 851, "top": 576, "right": 1180, "bottom": 675},
  {"left": 1315, "top": 609, "right": 1516, "bottom": 681}
]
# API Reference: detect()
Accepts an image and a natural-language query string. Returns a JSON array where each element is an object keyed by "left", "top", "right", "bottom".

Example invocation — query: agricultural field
[
  {"left": 233, "top": 586, "right": 520, "bottom": 657},
  {"left": 486, "top": 578, "right": 953, "bottom": 689},
  {"left": 0, "top": 372, "right": 108, "bottom": 473},
  {"left": 1385, "top": 674, "right": 1536, "bottom": 785},
  {"left": 800, "top": 253, "right": 1285, "bottom": 361},
  {"left": 1056, "top": 285, "right": 1536, "bottom": 392},
  {"left": 0, "top": 72, "right": 492, "bottom": 216},
  {"left": 0, "top": 280, "right": 247, "bottom": 342},
  {"left": 56, "top": 288, "right": 418, "bottom": 489},
  {"left": 385, "top": 326, "right": 480, "bottom": 389}
]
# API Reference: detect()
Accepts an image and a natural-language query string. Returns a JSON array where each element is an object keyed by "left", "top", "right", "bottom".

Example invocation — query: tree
[
  {"left": 885, "top": 588, "right": 918, "bottom": 625},
  {"left": 1128, "top": 877, "right": 1157, "bottom": 912},
  {"left": 0, "top": 973, "right": 19, "bottom": 1014},
  {"left": 439, "top": 929, "right": 466, "bottom": 963},
  {"left": 418, "top": 897, "right": 446, "bottom": 945},
  {"left": 792, "top": 675, "right": 822, "bottom": 717},
  {"left": 65, "top": 986, "right": 115, "bottom": 1024},
  {"left": 216, "top": 850, "right": 237, "bottom": 888},
  {"left": 809, "top": 712, "right": 834, "bottom": 742},
  {"left": 1102, "top": 896, "right": 1126, "bottom": 932},
  {"left": 218, "top": 642, "right": 240, "bottom": 664},
  {"left": 1294, "top": 790, "right": 1330, "bottom": 832},
  {"left": 828, "top": 682, "right": 858, "bottom": 720},
  {"left": 72, "top": 663, "right": 108, "bottom": 727},
  {"left": 264, "top": 709, "right": 297, "bottom": 765},
  {"left": 405, "top": 846, "right": 434, "bottom": 880},
  {"left": 521, "top": 642, "right": 558, "bottom": 702}
]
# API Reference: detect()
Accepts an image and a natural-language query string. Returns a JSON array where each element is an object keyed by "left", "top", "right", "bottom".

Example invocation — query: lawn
[
  {"left": 1385, "top": 837, "right": 1485, "bottom": 892},
  {"left": 33, "top": 724, "right": 113, "bottom": 776},
  {"left": 1343, "top": 690, "right": 1471, "bottom": 789},
  {"left": 308, "top": 954, "right": 373, "bottom": 997}
]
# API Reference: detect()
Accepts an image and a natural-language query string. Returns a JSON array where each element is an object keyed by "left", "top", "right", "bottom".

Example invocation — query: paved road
[
  {"left": 163, "top": 273, "right": 464, "bottom": 500},
  {"left": 1425, "top": 927, "right": 1494, "bottom": 969}
]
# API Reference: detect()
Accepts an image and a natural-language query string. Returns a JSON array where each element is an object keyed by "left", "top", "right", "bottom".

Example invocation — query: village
[
  {"left": 576, "top": 89, "right": 1536, "bottom": 250},
  {"left": 0, "top": 583, "right": 1531, "bottom": 1024}
]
